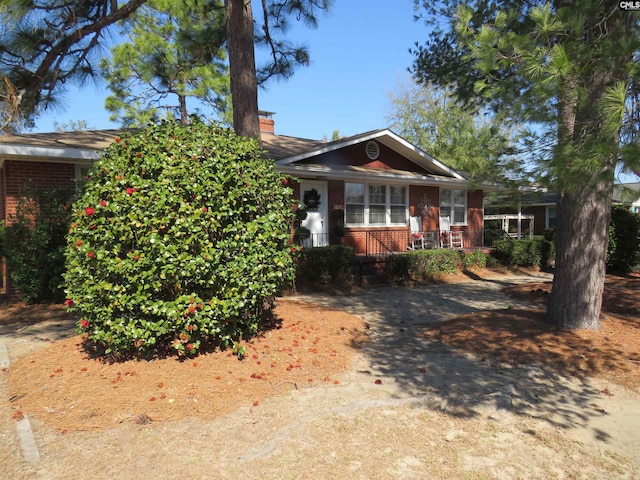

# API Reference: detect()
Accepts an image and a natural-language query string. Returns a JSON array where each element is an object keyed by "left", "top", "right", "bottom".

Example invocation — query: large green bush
[
  {"left": 608, "top": 205, "right": 640, "bottom": 274},
  {"left": 3, "top": 185, "right": 74, "bottom": 303},
  {"left": 64, "top": 121, "right": 296, "bottom": 358}
]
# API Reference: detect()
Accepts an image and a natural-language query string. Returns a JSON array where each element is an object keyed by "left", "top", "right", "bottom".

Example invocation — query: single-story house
[{"left": 0, "top": 113, "right": 498, "bottom": 291}]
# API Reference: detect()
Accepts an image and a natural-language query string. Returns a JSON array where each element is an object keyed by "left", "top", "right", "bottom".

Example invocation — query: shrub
[
  {"left": 608, "top": 205, "right": 640, "bottom": 274},
  {"left": 385, "top": 249, "right": 462, "bottom": 283},
  {"left": 494, "top": 239, "right": 539, "bottom": 267},
  {"left": 537, "top": 237, "right": 556, "bottom": 269},
  {"left": 493, "top": 238, "right": 554, "bottom": 269},
  {"left": 296, "top": 245, "right": 355, "bottom": 287},
  {"left": 462, "top": 250, "right": 488, "bottom": 271},
  {"left": 3, "top": 185, "right": 75, "bottom": 303},
  {"left": 63, "top": 121, "right": 296, "bottom": 358}
]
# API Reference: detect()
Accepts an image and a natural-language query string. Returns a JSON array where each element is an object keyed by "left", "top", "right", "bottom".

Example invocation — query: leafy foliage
[
  {"left": 63, "top": 121, "right": 296, "bottom": 358},
  {"left": 386, "top": 78, "right": 523, "bottom": 182},
  {"left": 494, "top": 238, "right": 555, "bottom": 269},
  {"left": 461, "top": 249, "right": 488, "bottom": 271},
  {"left": 385, "top": 249, "right": 464, "bottom": 283},
  {"left": 608, "top": 206, "right": 640, "bottom": 274},
  {"left": 0, "top": 0, "right": 147, "bottom": 128},
  {"left": 296, "top": 245, "right": 355, "bottom": 288},
  {"left": 3, "top": 185, "right": 75, "bottom": 303},
  {"left": 101, "top": 0, "right": 230, "bottom": 127},
  {"left": 411, "top": 1, "right": 640, "bottom": 188}
]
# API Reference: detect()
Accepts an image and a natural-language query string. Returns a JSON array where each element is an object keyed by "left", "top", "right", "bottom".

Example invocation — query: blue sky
[{"left": 33, "top": 1, "right": 429, "bottom": 140}]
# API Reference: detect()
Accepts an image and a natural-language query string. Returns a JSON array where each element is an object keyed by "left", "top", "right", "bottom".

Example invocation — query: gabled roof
[
  {"left": 0, "top": 127, "right": 484, "bottom": 188},
  {"left": 272, "top": 128, "right": 466, "bottom": 180}
]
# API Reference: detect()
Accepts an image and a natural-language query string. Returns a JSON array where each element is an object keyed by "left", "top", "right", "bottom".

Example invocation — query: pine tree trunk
[
  {"left": 547, "top": 181, "right": 613, "bottom": 330},
  {"left": 224, "top": 0, "right": 260, "bottom": 138},
  {"left": 179, "top": 94, "right": 188, "bottom": 125}
]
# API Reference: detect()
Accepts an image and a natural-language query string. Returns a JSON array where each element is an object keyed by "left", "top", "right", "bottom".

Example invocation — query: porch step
[
  {"left": 355, "top": 255, "right": 388, "bottom": 287},
  {"left": 360, "top": 274, "right": 387, "bottom": 287}
]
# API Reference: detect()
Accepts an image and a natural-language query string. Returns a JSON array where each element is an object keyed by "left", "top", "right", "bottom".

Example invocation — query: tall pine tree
[
  {"left": 0, "top": 0, "right": 331, "bottom": 135},
  {"left": 412, "top": 0, "right": 640, "bottom": 329},
  {"left": 101, "top": 0, "right": 230, "bottom": 127}
]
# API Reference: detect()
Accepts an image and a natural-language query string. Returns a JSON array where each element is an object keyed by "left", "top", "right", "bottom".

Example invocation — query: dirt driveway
[{"left": 1, "top": 271, "right": 639, "bottom": 479}]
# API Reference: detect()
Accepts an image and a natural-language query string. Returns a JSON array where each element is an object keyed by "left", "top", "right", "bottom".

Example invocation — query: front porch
[{"left": 297, "top": 228, "right": 497, "bottom": 257}]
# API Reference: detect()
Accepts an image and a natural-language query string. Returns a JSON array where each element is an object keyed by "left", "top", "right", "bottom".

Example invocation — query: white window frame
[
  {"left": 75, "top": 163, "right": 91, "bottom": 181},
  {"left": 439, "top": 188, "right": 467, "bottom": 226},
  {"left": 545, "top": 206, "right": 557, "bottom": 230},
  {"left": 344, "top": 182, "right": 409, "bottom": 227},
  {"left": 74, "top": 164, "right": 92, "bottom": 192}
]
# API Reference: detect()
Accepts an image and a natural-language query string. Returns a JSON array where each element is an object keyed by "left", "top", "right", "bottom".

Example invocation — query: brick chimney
[{"left": 258, "top": 110, "right": 275, "bottom": 134}]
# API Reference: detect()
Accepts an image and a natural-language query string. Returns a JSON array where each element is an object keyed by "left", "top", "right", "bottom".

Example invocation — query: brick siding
[{"left": 0, "top": 160, "right": 76, "bottom": 224}]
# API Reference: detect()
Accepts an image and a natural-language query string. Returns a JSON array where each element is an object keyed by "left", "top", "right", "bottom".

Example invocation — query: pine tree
[
  {"left": 411, "top": 0, "right": 640, "bottom": 329},
  {"left": 101, "top": 0, "right": 230, "bottom": 127}
]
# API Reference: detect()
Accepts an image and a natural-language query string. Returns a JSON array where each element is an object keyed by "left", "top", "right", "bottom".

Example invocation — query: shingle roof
[
  {"left": 0, "top": 128, "right": 325, "bottom": 161},
  {"left": 0, "top": 129, "right": 127, "bottom": 150},
  {"left": 259, "top": 132, "right": 325, "bottom": 160}
]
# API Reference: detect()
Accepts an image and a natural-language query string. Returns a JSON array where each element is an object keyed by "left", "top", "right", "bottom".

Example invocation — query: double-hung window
[
  {"left": 546, "top": 206, "right": 557, "bottom": 230},
  {"left": 440, "top": 189, "right": 467, "bottom": 225},
  {"left": 345, "top": 182, "right": 407, "bottom": 226}
]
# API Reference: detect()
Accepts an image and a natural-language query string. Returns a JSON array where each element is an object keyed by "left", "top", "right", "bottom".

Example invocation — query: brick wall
[
  {"left": 467, "top": 190, "right": 484, "bottom": 231},
  {"left": 1, "top": 160, "right": 76, "bottom": 224},
  {"left": 409, "top": 185, "right": 440, "bottom": 231}
]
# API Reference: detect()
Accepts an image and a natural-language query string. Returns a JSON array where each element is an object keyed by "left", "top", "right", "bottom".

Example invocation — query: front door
[{"left": 299, "top": 180, "right": 328, "bottom": 247}]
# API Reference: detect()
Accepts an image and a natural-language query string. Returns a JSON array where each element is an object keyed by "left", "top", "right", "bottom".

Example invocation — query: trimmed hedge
[
  {"left": 385, "top": 249, "right": 463, "bottom": 283},
  {"left": 462, "top": 249, "right": 489, "bottom": 270},
  {"left": 296, "top": 245, "right": 356, "bottom": 287},
  {"left": 493, "top": 238, "right": 555, "bottom": 269}
]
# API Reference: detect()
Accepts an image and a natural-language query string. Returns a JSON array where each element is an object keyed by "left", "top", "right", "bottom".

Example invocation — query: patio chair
[
  {"left": 408, "top": 216, "right": 425, "bottom": 250},
  {"left": 439, "top": 216, "right": 464, "bottom": 249}
]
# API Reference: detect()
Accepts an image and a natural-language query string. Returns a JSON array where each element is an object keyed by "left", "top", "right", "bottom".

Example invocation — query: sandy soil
[{"left": 1, "top": 269, "right": 639, "bottom": 479}]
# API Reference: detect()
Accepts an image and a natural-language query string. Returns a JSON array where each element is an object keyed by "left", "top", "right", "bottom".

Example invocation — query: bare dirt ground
[{"left": 1, "top": 269, "right": 639, "bottom": 479}]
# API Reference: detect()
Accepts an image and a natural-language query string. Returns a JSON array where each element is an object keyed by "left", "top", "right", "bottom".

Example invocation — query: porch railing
[
  {"left": 298, "top": 233, "right": 330, "bottom": 248},
  {"left": 299, "top": 228, "right": 502, "bottom": 254},
  {"left": 362, "top": 229, "right": 498, "bottom": 256},
  {"left": 365, "top": 230, "right": 400, "bottom": 258}
]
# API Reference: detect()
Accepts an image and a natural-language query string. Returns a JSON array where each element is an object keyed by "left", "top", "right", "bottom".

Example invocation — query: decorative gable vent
[{"left": 365, "top": 140, "right": 380, "bottom": 160}]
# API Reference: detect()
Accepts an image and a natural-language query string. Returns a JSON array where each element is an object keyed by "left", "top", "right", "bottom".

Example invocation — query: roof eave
[
  {"left": 277, "top": 164, "right": 497, "bottom": 189},
  {"left": 276, "top": 128, "right": 466, "bottom": 181},
  {"left": 0, "top": 144, "right": 101, "bottom": 161}
]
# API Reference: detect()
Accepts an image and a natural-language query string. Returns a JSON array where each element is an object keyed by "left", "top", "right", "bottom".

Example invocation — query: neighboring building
[
  {"left": 484, "top": 190, "right": 558, "bottom": 237},
  {"left": 613, "top": 182, "right": 640, "bottom": 214},
  {"left": 485, "top": 181, "right": 640, "bottom": 238},
  {"left": 0, "top": 114, "right": 499, "bottom": 292}
]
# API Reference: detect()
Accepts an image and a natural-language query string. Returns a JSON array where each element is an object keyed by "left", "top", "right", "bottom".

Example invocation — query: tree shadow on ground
[
  {"left": 295, "top": 272, "right": 630, "bottom": 436},
  {"left": 0, "top": 303, "right": 77, "bottom": 341}
]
